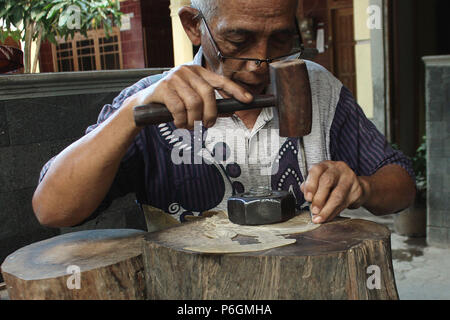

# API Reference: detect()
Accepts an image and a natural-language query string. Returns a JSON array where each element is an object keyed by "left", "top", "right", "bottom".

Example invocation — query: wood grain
[
  {"left": 143, "top": 218, "right": 399, "bottom": 300},
  {"left": 1, "top": 229, "right": 146, "bottom": 300}
]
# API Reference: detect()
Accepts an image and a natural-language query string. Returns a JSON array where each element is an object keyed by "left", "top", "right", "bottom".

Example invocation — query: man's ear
[{"left": 179, "top": 7, "right": 202, "bottom": 46}]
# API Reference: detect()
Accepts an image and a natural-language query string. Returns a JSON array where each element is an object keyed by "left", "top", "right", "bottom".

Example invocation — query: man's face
[{"left": 201, "top": 0, "right": 299, "bottom": 96}]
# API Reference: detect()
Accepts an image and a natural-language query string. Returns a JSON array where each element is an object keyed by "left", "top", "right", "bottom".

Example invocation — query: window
[
  {"left": 56, "top": 42, "right": 74, "bottom": 72},
  {"left": 52, "top": 28, "right": 123, "bottom": 72}
]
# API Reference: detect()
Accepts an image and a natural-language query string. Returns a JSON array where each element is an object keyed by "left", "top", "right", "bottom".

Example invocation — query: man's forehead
[
  {"left": 212, "top": 0, "right": 298, "bottom": 32},
  {"left": 215, "top": 0, "right": 298, "bottom": 19}
]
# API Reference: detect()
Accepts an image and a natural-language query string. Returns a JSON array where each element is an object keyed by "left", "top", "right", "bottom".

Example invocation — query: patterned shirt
[{"left": 39, "top": 48, "right": 414, "bottom": 224}]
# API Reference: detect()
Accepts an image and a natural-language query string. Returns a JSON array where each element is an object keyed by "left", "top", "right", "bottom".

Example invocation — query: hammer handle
[{"left": 134, "top": 95, "right": 275, "bottom": 127}]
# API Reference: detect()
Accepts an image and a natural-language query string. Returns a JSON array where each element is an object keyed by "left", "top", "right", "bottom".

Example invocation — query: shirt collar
[{"left": 192, "top": 47, "right": 204, "bottom": 66}]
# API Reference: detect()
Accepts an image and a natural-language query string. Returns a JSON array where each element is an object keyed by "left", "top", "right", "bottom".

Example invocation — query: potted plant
[{"left": 394, "top": 136, "right": 427, "bottom": 237}]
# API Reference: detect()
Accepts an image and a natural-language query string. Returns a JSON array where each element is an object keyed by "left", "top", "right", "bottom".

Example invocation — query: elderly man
[{"left": 32, "top": 0, "right": 415, "bottom": 228}]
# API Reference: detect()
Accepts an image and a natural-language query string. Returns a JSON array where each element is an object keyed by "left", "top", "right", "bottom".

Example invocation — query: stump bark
[
  {"left": 1, "top": 229, "right": 146, "bottom": 300},
  {"left": 143, "top": 218, "right": 399, "bottom": 300}
]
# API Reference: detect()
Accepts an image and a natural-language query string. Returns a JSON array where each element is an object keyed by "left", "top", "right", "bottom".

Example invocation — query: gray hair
[{"left": 190, "top": 0, "right": 219, "bottom": 21}]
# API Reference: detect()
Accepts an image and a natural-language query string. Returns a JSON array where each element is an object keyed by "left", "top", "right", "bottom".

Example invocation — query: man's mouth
[{"left": 234, "top": 80, "right": 268, "bottom": 95}]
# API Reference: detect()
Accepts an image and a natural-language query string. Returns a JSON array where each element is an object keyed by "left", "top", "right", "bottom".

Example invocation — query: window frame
[{"left": 51, "top": 28, "right": 123, "bottom": 72}]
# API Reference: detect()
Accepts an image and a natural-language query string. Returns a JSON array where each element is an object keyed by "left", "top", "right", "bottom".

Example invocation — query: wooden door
[
  {"left": 327, "top": 0, "right": 356, "bottom": 95},
  {"left": 140, "top": 0, "right": 174, "bottom": 68}
]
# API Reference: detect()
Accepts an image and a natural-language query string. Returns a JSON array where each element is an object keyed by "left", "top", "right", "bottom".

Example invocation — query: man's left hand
[{"left": 300, "top": 161, "right": 371, "bottom": 224}]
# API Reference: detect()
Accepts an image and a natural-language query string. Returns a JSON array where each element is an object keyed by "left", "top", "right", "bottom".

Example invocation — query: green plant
[{"left": 0, "top": 0, "right": 122, "bottom": 73}]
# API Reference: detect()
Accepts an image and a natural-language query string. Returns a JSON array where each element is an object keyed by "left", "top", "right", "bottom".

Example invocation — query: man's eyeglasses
[{"left": 195, "top": 10, "right": 304, "bottom": 69}]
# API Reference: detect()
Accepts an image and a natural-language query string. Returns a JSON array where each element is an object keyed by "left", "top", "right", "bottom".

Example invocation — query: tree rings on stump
[{"left": 1, "top": 229, "right": 146, "bottom": 300}]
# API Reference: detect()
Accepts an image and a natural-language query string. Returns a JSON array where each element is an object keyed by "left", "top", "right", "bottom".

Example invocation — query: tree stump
[
  {"left": 143, "top": 217, "right": 399, "bottom": 300},
  {"left": 1, "top": 229, "right": 146, "bottom": 300}
]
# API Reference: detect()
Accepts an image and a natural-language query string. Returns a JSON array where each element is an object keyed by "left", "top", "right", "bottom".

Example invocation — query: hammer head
[
  {"left": 227, "top": 188, "right": 296, "bottom": 226},
  {"left": 270, "top": 59, "right": 312, "bottom": 138}
]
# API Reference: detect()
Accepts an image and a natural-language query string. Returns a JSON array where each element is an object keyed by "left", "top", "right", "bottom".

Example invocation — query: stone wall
[
  {"left": 0, "top": 68, "right": 167, "bottom": 281},
  {"left": 423, "top": 55, "right": 450, "bottom": 247}
]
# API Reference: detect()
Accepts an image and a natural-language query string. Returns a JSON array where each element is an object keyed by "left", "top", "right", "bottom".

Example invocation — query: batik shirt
[{"left": 39, "top": 48, "right": 414, "bottom": 223}]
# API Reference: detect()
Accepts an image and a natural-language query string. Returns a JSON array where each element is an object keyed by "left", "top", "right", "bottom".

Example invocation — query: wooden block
[
  {"left": 1, "top": 229, "right": 146, "bottom": 300},
  {"left": 142, "top": 218, "right": 399, "bottom": 300}
]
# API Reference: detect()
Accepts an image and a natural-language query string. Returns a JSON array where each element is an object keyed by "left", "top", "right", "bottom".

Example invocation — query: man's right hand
[
  {"left": 32, "top": 65, "right": 253, "bottom": 228},
  {"left": 126, "top": 65, "right": 254, "bottom": 129}
]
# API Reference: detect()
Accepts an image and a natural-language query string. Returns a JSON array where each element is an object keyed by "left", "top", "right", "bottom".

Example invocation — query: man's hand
[
  {"left": 129, "top": 65, "right": 253, "bottom": 130},
  {"left": 300, "top": 161, "right": 371, "bottom": 224}
]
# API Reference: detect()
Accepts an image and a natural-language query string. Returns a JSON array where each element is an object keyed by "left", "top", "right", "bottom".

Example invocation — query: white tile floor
[{"left": 342, "top": 209, "right": 450, "bottom": 300}]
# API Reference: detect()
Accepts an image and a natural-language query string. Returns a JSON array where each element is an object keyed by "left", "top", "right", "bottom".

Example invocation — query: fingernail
[
  {"left": 313, "top": 216, "right": 323, "bottom": 224},
  {"left": 244, "top": 92, "right": 253, "bottom": 100},
  {"left": 312, "top": 206, "right": 320, "bottom": 215},
  {"left": 306, "top": 193, "right": 313, "bottom": 201}
]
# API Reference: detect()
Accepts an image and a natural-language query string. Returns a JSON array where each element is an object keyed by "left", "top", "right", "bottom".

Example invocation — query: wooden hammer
[{"left": 134, "top": 59, "right": 312, "bottom": 138}]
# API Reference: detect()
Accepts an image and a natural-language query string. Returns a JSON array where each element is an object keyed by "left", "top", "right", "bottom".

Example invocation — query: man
[{"left": 32, "top": 0, "right": 416, "bottom": 228}]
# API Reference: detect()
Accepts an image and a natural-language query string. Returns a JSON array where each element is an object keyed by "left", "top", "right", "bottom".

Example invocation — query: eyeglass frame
[{"left": 195, "top": 10, "right": 305, "bottom": 67}]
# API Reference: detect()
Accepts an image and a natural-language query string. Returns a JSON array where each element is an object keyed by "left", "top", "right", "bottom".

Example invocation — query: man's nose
[{"left": 245, "top": 43, "right": 270, "bottom": 73}]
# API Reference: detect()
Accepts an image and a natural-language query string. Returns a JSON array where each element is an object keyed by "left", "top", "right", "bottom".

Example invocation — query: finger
[
  {"left": 313, "top": 178, "right": 352, "bottom": 224},
  {"left": 197, "top": 67, "right": 254, "bottom": 103},
  {"left": 313, "top": 201, "right": 347, "bottom": 224},
  {"left": 310, "top": 168, "right": 339, "bottom": 215},
  {"left": 303, "top": 163, "right": 328, "bottom": 202},
  {"left": 162, "top": 87, "right": 187, "bottom": 128},
  {"left": 169, "top": 73, "right": 204, "bottom": 130},
  {"left": 183, "top": 67, "right": 218, "bottom": 128}
]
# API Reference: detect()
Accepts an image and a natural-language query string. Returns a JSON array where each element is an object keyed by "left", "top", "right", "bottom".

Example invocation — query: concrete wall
[
  {"left": 423, "top": 55, "right": 450, "bottom": 247},
  {"left": 0, "top": 68, "right": 167, "bottom": 281},
  {"left": 354, "top": 0, "right": 374, "bottom": 119},
  {"left": 369, "top": 0, "right": 387, "bottom": 136}
]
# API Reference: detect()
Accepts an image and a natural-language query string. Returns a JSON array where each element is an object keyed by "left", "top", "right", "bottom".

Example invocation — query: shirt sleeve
[
  {"left": 330, "top": 86, "right": 416, "bottom": 181},
  {"left": 37, "top": 75, "right": 159, "bottom": 225}
]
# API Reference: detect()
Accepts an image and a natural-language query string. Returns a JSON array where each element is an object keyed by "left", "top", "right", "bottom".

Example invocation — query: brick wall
[{"left": 119, "top": 0, "right": 146, "bottom": 69}]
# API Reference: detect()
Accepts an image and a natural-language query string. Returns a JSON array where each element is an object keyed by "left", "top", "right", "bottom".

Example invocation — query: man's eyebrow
[
  {"left": 221, "top": 28, "right": 296, "bottom": 37},
  {"left": 221, "top": 29, "right": 253, "bottom": 37}
]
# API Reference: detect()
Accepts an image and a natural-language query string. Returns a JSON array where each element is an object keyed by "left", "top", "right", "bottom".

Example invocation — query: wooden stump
[
  {"left": 143, "top": 218, "right": 399, "bottom": 300},
  {"left": 1, "top": 229, "right": 146, "bottom": 300}
]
